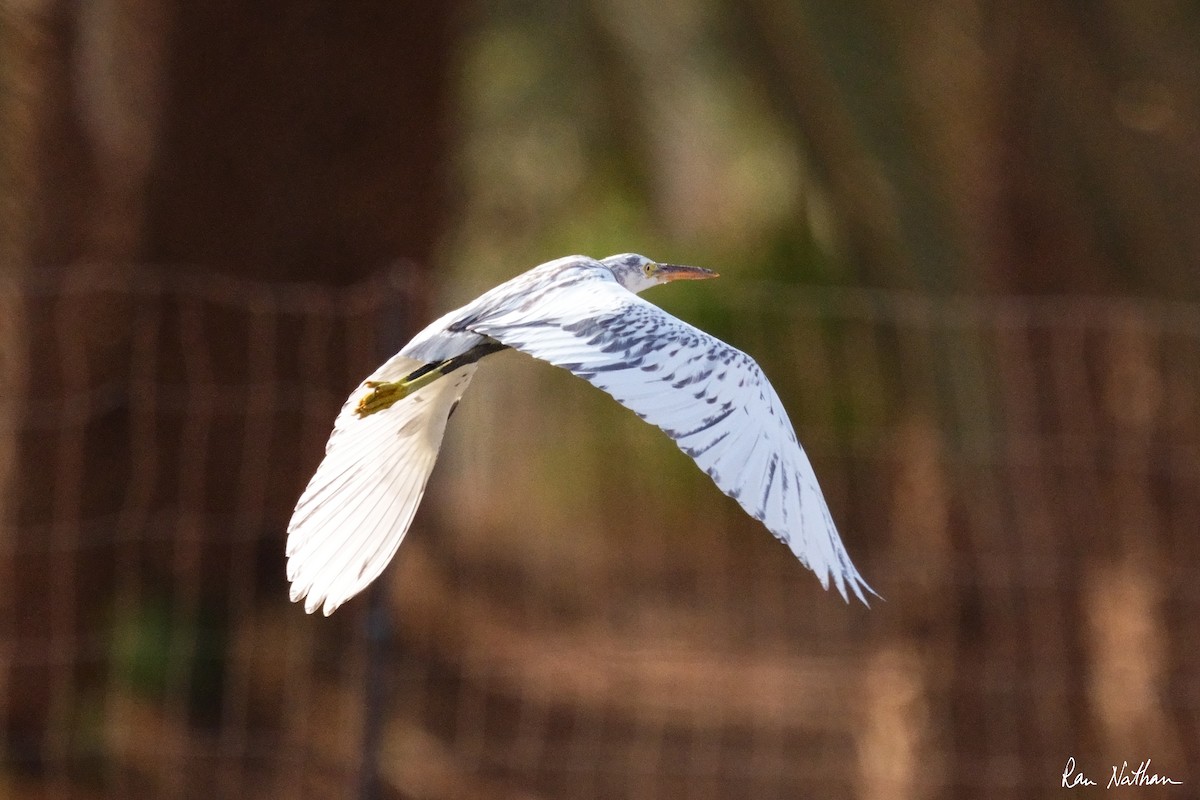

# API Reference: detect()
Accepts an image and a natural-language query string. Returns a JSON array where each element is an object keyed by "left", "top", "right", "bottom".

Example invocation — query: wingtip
[
  {"left": 288, "top": 574, "right": 321, "bottom": 614},
  {"left": 827, "top": 564, "right": 879, "bottom": 608},
  {"left": 304, "top": 593, "right": 323, "bottom": 615},
  {"left": 322, "top": 600, "right": 339, "bottom": 617},
  {"left": 848, "top": 574, "right": 883, "bottom": 608},
  {"left": 288, "top": 574, "right": 346, "bottom": 616}
]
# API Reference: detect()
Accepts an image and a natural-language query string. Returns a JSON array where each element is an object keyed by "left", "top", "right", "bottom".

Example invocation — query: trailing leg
[{"left": 354, "top": 340, "right": 507, "bottom": 418}]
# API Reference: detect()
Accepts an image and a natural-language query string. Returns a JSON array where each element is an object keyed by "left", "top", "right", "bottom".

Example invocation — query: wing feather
[
  {"left": 467, "top": 277, "right": 873, "bottom": 602},
  {"left": 286, "top": 358, "right": 476, "bottom": 615}
]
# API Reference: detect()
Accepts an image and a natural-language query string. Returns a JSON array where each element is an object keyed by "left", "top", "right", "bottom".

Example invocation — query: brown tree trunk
[{"left": 1, "top": 0, "right": 455, "bottom": 786}]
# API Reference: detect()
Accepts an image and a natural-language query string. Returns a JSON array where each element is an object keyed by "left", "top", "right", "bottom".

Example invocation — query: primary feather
[
  {"left": 286, "top": 254, "right": 873, "bottom": 614},
  {"left": 286, "top": 354, "right": 477, "bottom": 615}
]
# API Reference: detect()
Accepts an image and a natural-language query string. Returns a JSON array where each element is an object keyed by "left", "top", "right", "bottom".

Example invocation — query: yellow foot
[{"left": 355, "top": 380, "right": 407, "bottom": 418}]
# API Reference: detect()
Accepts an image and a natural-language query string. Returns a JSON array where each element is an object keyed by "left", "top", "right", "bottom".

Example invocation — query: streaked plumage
[{"left": 287, "top": 254, "right": 873, "bottom": 615}]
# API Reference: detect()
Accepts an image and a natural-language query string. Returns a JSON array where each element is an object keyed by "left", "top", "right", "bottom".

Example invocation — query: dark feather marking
[
  {"left": 671, "top": 368, "right": 712, "bottom": 389},
  {"left": 777, "top": 465, "right": 790, "bottom": 523},
  {"left": 600, "top": 334, "right": 657, "bottom": 355},
  {"left": 667, "top": 404, "right": 735, "bottom": 439},
  {"left": 628, "top": 340, "right": 660, "bottom": 359},
  {"left": 691, "top": 429, "right": 730, "bottom": 457},
  {"left": 759, "top": 454, "right": 779, "bottom": 520},
  {"left": 564, "top": 309, "right": 628, "bottom": 335},
  {"left": 585, "top": 361, "right": 630, "bottom": 373},
  {"left": 794, "top": 471, "right": 806, "bottom": 526}
]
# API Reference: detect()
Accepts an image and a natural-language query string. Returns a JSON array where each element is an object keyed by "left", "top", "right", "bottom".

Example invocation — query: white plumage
[{"left": 287, "top": 254, "right": 873, "bottom": 615}]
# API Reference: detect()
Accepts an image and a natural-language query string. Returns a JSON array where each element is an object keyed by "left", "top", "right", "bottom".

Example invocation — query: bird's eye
[{"left": 643, "top": 262, "right": 657, "bottom": 277}]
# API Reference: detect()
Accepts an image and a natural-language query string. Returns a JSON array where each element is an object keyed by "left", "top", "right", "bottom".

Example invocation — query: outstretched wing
[
  {"left": 286, "top": 353, "right": 477, "bottom": 615},
  {"left": 464, "top": 276, "right": 873, "bottom": 602}
]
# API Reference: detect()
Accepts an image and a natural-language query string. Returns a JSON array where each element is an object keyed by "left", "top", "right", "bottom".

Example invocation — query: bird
[{"left": 286, "top": 254, "right": 873, "bottom": 615}]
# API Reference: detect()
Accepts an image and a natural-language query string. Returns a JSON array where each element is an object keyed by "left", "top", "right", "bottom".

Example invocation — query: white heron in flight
[{"left": 287, "top": 254, "right": 873, "bottom": 615}]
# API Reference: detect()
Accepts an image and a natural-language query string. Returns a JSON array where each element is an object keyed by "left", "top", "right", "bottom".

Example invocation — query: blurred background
[{"left": 1, "top": 1, "right": 1197, "bottom": 798}]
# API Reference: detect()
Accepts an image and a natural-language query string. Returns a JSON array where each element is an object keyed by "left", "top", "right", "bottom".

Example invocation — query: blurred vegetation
[{"left": 447, "top": 0, "right": 1200, "bottom": 300}]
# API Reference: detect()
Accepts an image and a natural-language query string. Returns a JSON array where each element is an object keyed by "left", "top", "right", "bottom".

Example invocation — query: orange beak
[{"left": 659, "top": 264, "right": 719, "bottom": 282}]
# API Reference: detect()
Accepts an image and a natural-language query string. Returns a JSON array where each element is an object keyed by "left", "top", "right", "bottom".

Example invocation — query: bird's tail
[{"left": 286, "top": 356, "right": 477, "bottom": 615}]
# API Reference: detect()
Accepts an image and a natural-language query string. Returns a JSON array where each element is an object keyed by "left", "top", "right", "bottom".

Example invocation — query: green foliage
[
  {"left": 110, "top": 597, "right": 175, "bottom": 696},
  {"left": 110, "top": 593, "right": 227, "bottom": 726}
]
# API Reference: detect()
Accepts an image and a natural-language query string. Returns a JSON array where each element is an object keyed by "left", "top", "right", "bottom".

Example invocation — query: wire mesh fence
[{"left": 1, "top": 266, "right": 1196, "bottom": 799}]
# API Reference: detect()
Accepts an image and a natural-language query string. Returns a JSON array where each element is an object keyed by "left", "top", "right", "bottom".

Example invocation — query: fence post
[{"left": 359, "top": 582, "right": 390, "bottom": 800}]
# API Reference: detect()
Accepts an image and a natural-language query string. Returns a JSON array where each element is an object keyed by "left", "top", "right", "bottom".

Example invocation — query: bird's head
[{"left": 601, "top": 253, "right": 718, "bottom": 294}]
